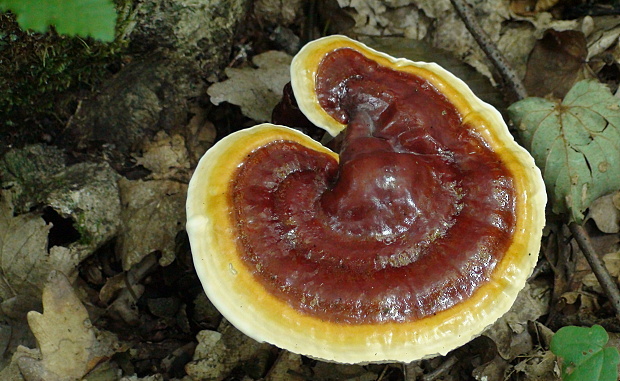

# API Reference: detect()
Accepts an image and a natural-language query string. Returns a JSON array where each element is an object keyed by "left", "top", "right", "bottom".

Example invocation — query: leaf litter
[
  {"left": 4, "top": 0, "right": 620, "bottom": 380},
  {"left": 509, "top": 79, "right": 620, "bottom": 223},
  {"left": 16, "top": 270, "right": 119, "bottom": 381}
]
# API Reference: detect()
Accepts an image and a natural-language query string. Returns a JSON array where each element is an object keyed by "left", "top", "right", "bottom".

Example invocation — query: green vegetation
[
  {"left": 0, "top": 13, "right": 124, "bottom": 140},
  {"left": 0, "top": 0, "right": 117, "bottom": 41},
  {"left": 550, "top": 325, "right": 619, "bottom": 381},
  {"left": 508, "top": 80, "right": 620, "bottom": 223}
]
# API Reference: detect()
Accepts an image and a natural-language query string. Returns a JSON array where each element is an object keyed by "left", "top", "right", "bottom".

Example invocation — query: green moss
[
  {"left": 0, "top": 12, "right": 127, "bottom": 144},
  {"left": 75, "top": 213, "right": 96, "bottom": 247}
]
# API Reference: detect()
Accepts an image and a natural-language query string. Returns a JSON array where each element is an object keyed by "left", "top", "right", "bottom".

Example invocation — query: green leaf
[
  {"left": 550, "top": 325, "right": 620, "bottom": 381},
  {"left": 0, "top": 0, "right": 117, "bottom": 41},
  {"left": 508, "top": 80, "right": 620, "bottom": 223}
]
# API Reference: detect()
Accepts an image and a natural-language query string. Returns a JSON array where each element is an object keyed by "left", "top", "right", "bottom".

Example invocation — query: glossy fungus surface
[{"left": 187, "top": 35, "right": 546, "bottom": 363}]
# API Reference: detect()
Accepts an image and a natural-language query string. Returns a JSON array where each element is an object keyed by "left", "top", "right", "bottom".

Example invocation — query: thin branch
[
  {"left": 569, "top": 222, "right": 620, "bottom": 320},
  {"left": 449, "top": 0, "right": 528, "bottom": 101},
  {"left": 421, "top": 355, "right": 459, "bottom": 381}
]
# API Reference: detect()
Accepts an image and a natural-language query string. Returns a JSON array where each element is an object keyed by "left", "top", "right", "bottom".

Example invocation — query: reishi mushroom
[{"left": 186, "top": 35, "right": 546, "bottom": 363}]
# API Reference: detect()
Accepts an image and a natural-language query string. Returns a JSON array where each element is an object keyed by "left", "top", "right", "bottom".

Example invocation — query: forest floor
[{"left": 2, "top": 0, "right": 620, "bottom": 380}]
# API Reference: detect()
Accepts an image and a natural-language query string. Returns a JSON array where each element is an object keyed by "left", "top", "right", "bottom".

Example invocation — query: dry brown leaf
[
  {"left": 512, "top": 350, "right": 559, "bottom": 380},
  {"left": 185, "top": 105, "right": 217, "bottom": 166},
  {"left": 0, "top": 194, "right": 77, "bottom": 317},
  {"left": 265, "top": 351, "right": 305, "bottom": 381},
  {"left": 582, "top": 252, "right": 620, "bottom": 294},
  {"left": 584, "top": 16, "right": 620, "bottom": 60},
  {"left": 207, "top": 51, "right": 293, "bottom": 122},
  {"left": 16, "top": 271, "right": 116, "bottom": 381},
  {"left": 116, "top": 178, "right": 187, "bottom": 271},
  {"left": 254, "top": 0, "right": 304, "bottom": 25},
  {"left": 557, "top": 290, "right": 600, "bottom": 317},
  {"left": 587, "top": 191, "right": 620, "bottom": 234},
  {"left": 472, "top": 354, "right": 510, "bottom": 381},
  {"left": 483, "top": 280, "right": 552, "bottom": 360},
  {"left": 185, "top": 321, "right": 273, "bottom": 381},
  {"left": 135, "top": 131, "right": 190, "bottom": 180},
  {"left": 510, "top": 0, "right": 538, "bottom": 16},
  {"left": 99, "top": 253, "right": 157, "bottom": 304},
  {"left": 523, "top": 29, "right": 589, "bottom": 98}
]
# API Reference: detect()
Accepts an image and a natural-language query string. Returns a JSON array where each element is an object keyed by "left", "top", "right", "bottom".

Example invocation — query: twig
[
  {"left": 376, "top": 365, "right": 390, "bottom": 381},
  {"left": 569, "top": 222, "right": 620, "bottom": 320},
  {"left": 421, "top": 355, "right": 459, "bottom": 381},
  {"left": 449, "top": 0, "right": 528, "bottom": 101}
]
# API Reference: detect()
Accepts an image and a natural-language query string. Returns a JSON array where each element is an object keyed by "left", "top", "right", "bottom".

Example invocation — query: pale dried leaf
[
  {"left": 16, "top": 271, "right": 115, "bottom": 381},
  {"left": 587, "top": 191, "right": 620, "bottom": 233},
  {"left": 535, "top": 0, "right": 560, "bottom": 12},
  {"left": 585, "top": 16, "right": 620, "bottom": 60},
  {"left": 582, "top": 252, "right": 620, "bottom": 294},
  {"left": 207, "top": 50, "right": 292, "bottom": 122},
  {"left": 135, "top": 131, "right": 190, "bottom": 179},
  {"left": 497, "top": 23, "right": 539, "bottom": 79},
  {"left": 116, "top": 179, "right": 187, "bottom": 270},
  {"left": 186, "top": 321, "right": 273, "bottom": 381},
  {"left": 0, "top": 194, "right": 76, "bottom": 316},
  {"left": 0, "top": 346, "right": 38, "bottom": 381},
  {"left": 185, "top": 106, "right": 217, "bottom": 166},
  {"left": 606, "top": 252, "right": 620, "bottom": 277}
]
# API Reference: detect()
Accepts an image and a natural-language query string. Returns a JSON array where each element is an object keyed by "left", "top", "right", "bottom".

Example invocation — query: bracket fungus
[{"left": 187, "top": 35, "right": 547, "bottom": 363}]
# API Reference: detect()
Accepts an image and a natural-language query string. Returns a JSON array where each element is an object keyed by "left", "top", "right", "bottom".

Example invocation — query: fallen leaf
[
  {"left": 265, "top": 351, "right": 306, "bottom": 381},
  {"left": 0, "top": 193, "right": 76, "bottom": 317},
  {"left": 508, "top": 79, "right": 620, "bottom": 223},
  {"left": 523, "top": 29, "right": 589, "bottom": 99},
  {"left": 135, "top": 131, "right": 190, "bottom": 180},
  {"left": 185, "top": 321, "right": 273, "bottom": 381},
  {"left": 99, "top": 253, "right": 159, "bottom": 305},
  {"left": 512, "top": 350, "right": 559, "bottom": 380},
  {"left": 558, "top": 291, "right": 600, "bottom": 316},
  {"left": 483, "top": 280, "right": 552, "bottom": 359},
  {"left": 254, "top": 0, "right": 304, "bottom": 25},
  {"left": 16, "top": 271, "right": 117, "bottom": 381},
  {"left": 582, "top": 252, "right": 620, "bottom": 294},
  {"left": 472, "top": 354, "right": 509, "bottom": 381},
  {"left": 587, "top": 191, "right": 620, "bottom": 233},
  {"left": 585, "top": 16, "right": 620, "bottom": 61},
  {"left": 510, "top": 0, "right": 539, "bottom": 16},
  {"left": 116, "top": 178, "right": 187, "bottom": 270},
  {"left": 184, "top": 105, "right": 217, "bottom": 166},
  {"left": 207, "top": 51, "right": 292, "bottom": 122}
]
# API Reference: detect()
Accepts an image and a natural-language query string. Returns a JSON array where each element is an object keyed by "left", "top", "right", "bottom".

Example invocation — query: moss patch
[{"left": 0, "top": 12, "right": 125, "bottom": 147}]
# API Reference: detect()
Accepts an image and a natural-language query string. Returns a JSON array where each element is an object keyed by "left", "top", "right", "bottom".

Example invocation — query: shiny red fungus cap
[{"left": 186, "top": 35, "right": 546, "bottom": 363}]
